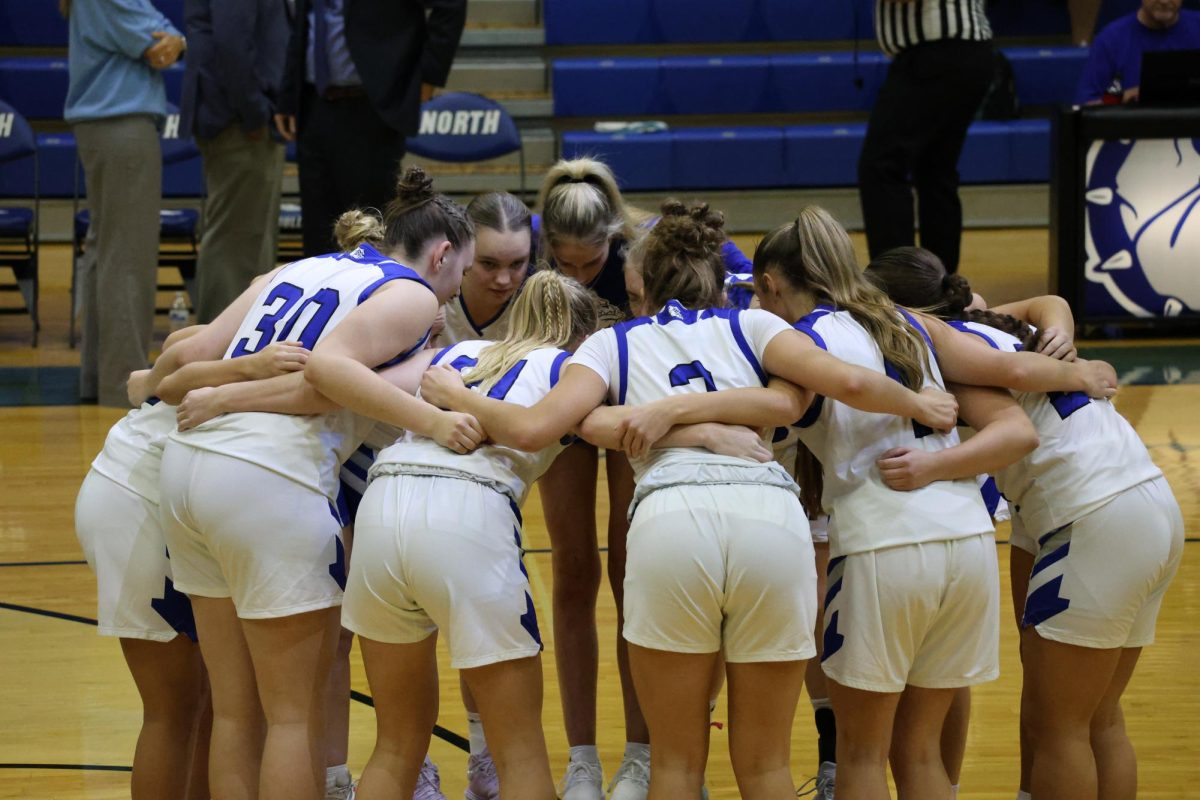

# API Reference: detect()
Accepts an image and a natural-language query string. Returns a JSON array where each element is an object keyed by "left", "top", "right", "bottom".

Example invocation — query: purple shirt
[{"left": 1076, "top": 10, "right": 1200, "bottom": 103}]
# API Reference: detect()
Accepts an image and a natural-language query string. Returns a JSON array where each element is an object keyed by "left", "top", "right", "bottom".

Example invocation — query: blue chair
[
  {"left": 671, "top": 127, "right": 786, "bottom": 189},
  {"left": 406, "top": 92, "right": 527, "bottom": 198},
  {"left": 771, "top": 53, "right": 886, "bottom": 112},
  {"left": 553, "top": 59, "right": 662, "bottom": 117},
  {"left": 661, "top": 56, "right": 771, "bottom": 114},
  {"left": 1004, "top": 47, "right": 1089, "bottom": 107},
  {"left": 762, "top": 0, "right": 857, "bottom": 40},
  {"left": 783, "top": 123, "right": 866, "bottom": 187},
  {"left": 652, "top": 0, "right": 759, "bottom": 42},
  {"left": 0, "top": 100, "right": 40, "bottom": 345},
  {"left": 544, "top": 0, "right": 654, "bottom": 44},
  {"left": 70, "top": 104, "right": 203, "bottom": 346},
  {"left": 958, "top": 122, "right": 1013, "bottom": 184}
]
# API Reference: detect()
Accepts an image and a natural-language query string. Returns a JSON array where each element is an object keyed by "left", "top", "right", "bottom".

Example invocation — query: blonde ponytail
[
  {"left": 537, "top": 157, "right": 652, "bottom": 251},
  {"left": 753, "top": 205, "right": 931, "bottom": 389},
  {"left": 333, "top": 208, "right": 386, "bottom": 252},
  {"left": 465, "top": 269, "right": 599, "bottom": 392}
]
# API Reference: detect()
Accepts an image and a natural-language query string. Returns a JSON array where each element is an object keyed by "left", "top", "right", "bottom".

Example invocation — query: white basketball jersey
[
  {"left": 90, "top": 399, "right": 177, "bottom": 506},
  {"left": 171, "top": 244, "right": 434, "bottom": 503},
  {"left": 435, "top": 293, "right": 514, "bottom": 348},
  {"left": 794, "top": 306, "right": 994, "bottom": 557},
  {"left": 571, "top": 301, "right": 798, "bottom": 502},
  {"left": 949, "top": 320, "right": 1162, "bottom": 538},
  {"left": 371, "top": 341, "right": 573, "bottom": 506}
]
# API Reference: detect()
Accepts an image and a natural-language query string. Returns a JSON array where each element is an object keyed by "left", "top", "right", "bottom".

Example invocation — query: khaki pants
[
  {"left": 74, "top": 115, "right": 161, "bottom": 407},
  {"left": 195, "top": 126, "right": 284, "bottom": 322}
]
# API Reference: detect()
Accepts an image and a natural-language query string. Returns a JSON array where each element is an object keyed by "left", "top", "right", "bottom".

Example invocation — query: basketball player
[
  {"left": 749, "top": 206, "right": 1119, "bottom": 800},
  {"left": 76, "top": 328, "right": 307, "bottom": 800},
  {"left": 533, "top": 158, "right": 753, "bottom": 800},
  {"left": 865, "top": 248, "right": 1185, "bottom": 800},
  {"left": 419, "top": 200, "right": 967, "bottom": 799},
  {"left": 146, "top": 167, "right": 476, "bottom": 800}
]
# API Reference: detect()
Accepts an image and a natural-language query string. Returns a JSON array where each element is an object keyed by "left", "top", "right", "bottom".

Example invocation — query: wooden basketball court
[{"left": 2, "top": 232, "right": 1197, "bottom": 798}]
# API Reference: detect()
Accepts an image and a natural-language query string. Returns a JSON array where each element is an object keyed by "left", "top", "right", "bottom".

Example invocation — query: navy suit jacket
[
  {"left": 277, "top": 0, "right": 467, "bottom": 136},
  {"left": 180, "top": 0, "right": 290, "bottom": 140}
]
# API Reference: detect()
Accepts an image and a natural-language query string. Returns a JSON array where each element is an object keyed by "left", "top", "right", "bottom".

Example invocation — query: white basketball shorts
[
  {"left": 158, "top": 442, "right": 346, "bottom": 619},
  {"left": 623, "top": 483, "right": 817, "bottom": 663},
  {"left": 821, "top": 533, "right": 1001, "bottom": 693},
  {"left": 342, "top": 474, "right": 542, "bottom": 669},
  {"left": 1022, "top": 476, "right": 1184, "bottom": 649},
  {"left": 75, "top": 470, "right": 195, "bottom": 641}
]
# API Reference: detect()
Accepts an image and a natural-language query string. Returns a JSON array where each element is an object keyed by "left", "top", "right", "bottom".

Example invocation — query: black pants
[
  {"left": 298, "top": 85, "right": 407, "bottom": 257},
  {"left": 858, "top": 39, "right": 994, "bottom": 273}
]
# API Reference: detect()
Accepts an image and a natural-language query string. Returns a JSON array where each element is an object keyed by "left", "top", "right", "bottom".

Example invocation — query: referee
[{"left": 858, "top": 0, "right": 994, "bottom": 274}]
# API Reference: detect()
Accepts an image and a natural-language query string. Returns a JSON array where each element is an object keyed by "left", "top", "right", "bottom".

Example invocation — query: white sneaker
[
  {"left": 816, "top": 761, "right": 835, "bottom": 799},
  {"left": 561, "top": 758, "right": 604, "bottom": 800},
  {"left": 607, "top": 752, "right": 649, "bottom": 800},
  {"left": 325, "top": 772, "right": 353, "bottom": 800}
]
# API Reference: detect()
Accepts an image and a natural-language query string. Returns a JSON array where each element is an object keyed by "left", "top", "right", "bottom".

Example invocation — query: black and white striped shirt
[{"left": 875, "top": 0, "right": 993, "bottom": 56}]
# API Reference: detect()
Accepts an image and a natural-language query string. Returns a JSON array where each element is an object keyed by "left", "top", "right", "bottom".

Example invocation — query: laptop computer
[{"left": 1139, "top": 49, "right": 1200, "bottom": 106}]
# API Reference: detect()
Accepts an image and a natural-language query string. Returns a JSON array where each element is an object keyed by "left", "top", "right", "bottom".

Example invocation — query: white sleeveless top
[
  {"left": 371, "top": 341, "right": 572, "bottom": 506},
  {"left": 948, "top": 320, "right": 1162, "bottom": 538},
  {"left": 91, "top": 399, "right": 177, "bottom": 505},
  {"left": 434, "top": 292, "right": 515, "bottom": 349},
  {"left": 571, "top": 300, "right": 799, "bottom": 513},
  {"left": 794, "top": 306, "right": 994, "bottom": 557},
  {"left": 171, "top": 244, "right": 434, "bottom": 503}
]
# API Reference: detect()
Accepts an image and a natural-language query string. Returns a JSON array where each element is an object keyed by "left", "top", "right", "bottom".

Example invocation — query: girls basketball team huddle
[{"left": 76, "top": 156, "right": 1184, "bottom": 800}]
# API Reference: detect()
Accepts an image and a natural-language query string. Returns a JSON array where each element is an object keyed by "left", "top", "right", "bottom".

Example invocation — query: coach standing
[
  {"left": 273, "top": 0, "right": 467, "bottom": 258},
  {"left": 181, "top": 0, "right": 289, "bottom": 323},
  {"left": 858, "top": 0, "right": 994, "bottom": 274}
]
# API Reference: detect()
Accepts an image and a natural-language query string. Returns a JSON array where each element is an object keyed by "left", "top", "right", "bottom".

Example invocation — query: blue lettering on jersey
[
  {"left": 231, "top": 282, "right": 304, "bottom": 356},
  {"left": 443, "top": 352, "right": 528, "bottom": 402},
  {"left": 668, "top": 360, "right": 717, "bottom": 392}
]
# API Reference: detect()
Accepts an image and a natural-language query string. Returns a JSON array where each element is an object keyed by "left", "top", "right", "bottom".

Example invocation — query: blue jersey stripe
[
  {"left": 729, "top": 310, "right": 768, "bottom": 386},
  {"left": 549, "top": 350, "right": 571, "bottom": 387}
]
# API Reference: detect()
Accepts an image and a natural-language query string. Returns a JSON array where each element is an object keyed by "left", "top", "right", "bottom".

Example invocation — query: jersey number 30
[{"left": 231, "top": 283, "right": 341, "bottom": 356}]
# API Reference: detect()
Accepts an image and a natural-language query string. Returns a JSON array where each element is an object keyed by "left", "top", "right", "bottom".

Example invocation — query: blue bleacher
[
  {"left": 0, "top": 0, "right": 184, "bottom": 46},
  {"left": 661, "top": 57, "right": 771, "bottom": 115},
  {"left": 0, "top": 57, "right": 184, "bottom": 120},
  {"left": 771, "top": 53, "right": 887, "bottom": 112},
  {"left": 563, "top": 119, "right": 1052, "bottom": 192},
  {"left": 553, "top": 47, "right": 1088, "bottom": 118},
  {"left": 545, "top": 0, "right": 876, "bottom": 44},
  {"left": 1006, "top": 47, "right": 1089, "bottom": 107},
  {"left": 552, "top": 59, "right": 661, "bottom": 117}
]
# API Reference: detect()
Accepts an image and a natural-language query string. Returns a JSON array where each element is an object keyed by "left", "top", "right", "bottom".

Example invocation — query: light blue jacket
[{"left": 64, "top": 0, "right": 181, "bottom": 124}]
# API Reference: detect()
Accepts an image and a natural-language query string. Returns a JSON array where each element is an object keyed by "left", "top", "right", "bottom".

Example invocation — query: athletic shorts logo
[{"left": 1083, "top": 138, "right": 1200, "bottom": 318}]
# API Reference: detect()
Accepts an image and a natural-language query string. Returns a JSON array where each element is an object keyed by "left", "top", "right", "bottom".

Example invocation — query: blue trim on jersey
[
  {"left": 824, "top": 577, "right": 843, "bottom": 608},
  {"left": 459, "top": 292, "right": 513, "bottom": 336},
  {"left": 430, "top": 345, "right": 454, "bottom": 366},
  {"left": 335, "top": 484, "right": 354, "bottom": 527},
  {"left": 615, "top": 324, "right": 630, "bottom": 405},
  {"left": 898, "top": 308, "right": 936, "bottom": 353},
  {"left": 799, "top": 304, "right": 835, "bottom": 326},
  {"left": 792, "top": 321, "right": 828, "bottom": 351},
  {"left": 549, "top": 350, "right": 571, "bottom": 387},
  {"left": 795, "top": 394, "right": 825, "bottom": 428},
  {"left": 947, "top": 319, "right": 1001, "bottom": 350},
  {"left": 356, "top": 262, "right": 435, "bottom": 306},
  {"left": 377, "top": 328, "right": 432, "bottom": 369},
  {"left": 1038, "top": 522, "right": 1070, "bottom": 548},
  {"left": 980, "top": 476, "right": 1003, "bottom": 517},
  {"left": 146, "top": 396, "right": 162, "bottom": 406},
  {"left": 827, "top": 554, "right": 846, "bottom": 574},
  {"left": 729, "top": 310, "right": 768, "bottom": 386}
]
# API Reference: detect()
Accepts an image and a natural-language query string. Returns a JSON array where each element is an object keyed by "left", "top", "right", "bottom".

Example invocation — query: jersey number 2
[{"left": 669, "top": 360, "right": 717, "bottom": 392}]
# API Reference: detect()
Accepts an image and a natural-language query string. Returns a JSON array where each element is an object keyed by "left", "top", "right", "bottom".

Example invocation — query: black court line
[
  {"left": 0, "top": 601, "right": 98, "bottom": 626},
  {"left": 0, "top": 763, "right": 131, "bottom": 772},
  {"left": 0, "top": 560, "right": 88, "bottom": 568},
  {"left": 350, "top": 690, "right": 469, "bottom": 752},
  {"left": 0, "top": 601, "right": 472, "bottom": 753}
]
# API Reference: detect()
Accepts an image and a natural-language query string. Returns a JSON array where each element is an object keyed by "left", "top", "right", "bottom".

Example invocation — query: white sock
[
  {"left": 623, "top": 741, "right": 650, "bottom": 762},
  {"left": 326, "top": 764, "right": 351, "bottom": 791},
  {"left": 570, "top": 744, "right": 600, "bottom": 765},
  {"left": 1017, "top": 792, "right": 1032, "bottom": 800},
  {"left": 467, "top": 711, "right": 487, "bottom": 755},
  {"left": 951, "top": 785, "right": 959, "bottom": 799},
  {"left": 810, "top": 696, "right": 833, "bottom": 711}
]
